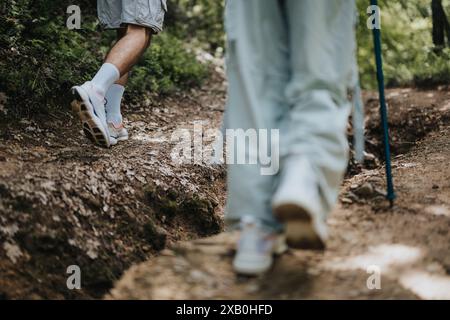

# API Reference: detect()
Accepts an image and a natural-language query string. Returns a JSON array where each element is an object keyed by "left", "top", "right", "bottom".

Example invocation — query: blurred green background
[{"left": 0, "top": 0, "right": 449, "bottom": 117}]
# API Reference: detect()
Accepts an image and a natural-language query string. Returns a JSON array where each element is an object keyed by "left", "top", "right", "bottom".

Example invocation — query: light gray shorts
[{"left": 97, "top": 0, "right": 167, "bottom": 34}]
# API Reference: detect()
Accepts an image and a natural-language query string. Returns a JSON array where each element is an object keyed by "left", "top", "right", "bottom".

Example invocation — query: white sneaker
[
  {"left": 272, "top": 158, "right": 327, "bottom": 250},
  {"left": 108, "top": 122, "right": 129, "bottom": 142},
  {"left": 233, "top": 216, "right": 286, "bottom": 276},
  {"left": 71, "top": 82, "right": 112, "bottom": 148}
]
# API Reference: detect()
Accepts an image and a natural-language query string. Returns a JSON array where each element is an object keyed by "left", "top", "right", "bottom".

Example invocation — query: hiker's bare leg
[
  {"left": 115, "top": 72, "right": 129, "bottom": 87},
  {"left": 105, "top": 24, "right": 152, "bottom": 77},
  {"left": 114, "top": 28, "right": 130, "bottom": 87},
  {"left": 72, "top": 1, "right": 163, "bottom": 147},
  {"left": 103, "top": 25, "right": 149, "bottom": 139}
]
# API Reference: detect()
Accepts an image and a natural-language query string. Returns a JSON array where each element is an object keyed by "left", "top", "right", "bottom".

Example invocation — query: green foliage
[
  {"left": 129, "top": 33, "right": 208, "bottom": 95},
  {"left": 413, "top": 48, "right": 450, "bottom": 86},
  {"left": 165, "top": 0, "right": 225, "bottom": 53},
  {"left": 356, "top": 0, "right": 450, "bottom": 88},
  {"left": 0, "top": 0, "right": 449, "bottom": 117},
  {"left": 167, "top": 0, "right": 450, "bottom": 89},
  {"left": 0, "top": 0, "right": 208, "bottom": 117},
  {"left": 0, "top": 1, "right": 100, "bottom": 115}
]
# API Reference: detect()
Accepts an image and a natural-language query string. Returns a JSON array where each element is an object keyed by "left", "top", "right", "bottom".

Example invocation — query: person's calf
[{"left": 104, "top": 24, "right": 152, "bottom": 75}]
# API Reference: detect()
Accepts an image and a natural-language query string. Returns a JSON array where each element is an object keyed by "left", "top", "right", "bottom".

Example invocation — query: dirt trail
[
  {"left": 0, "top": 72, "right": 227, "bottom": 299},
  {"left": 108, "top": 88, "right": 450, "bottom": 300},
  {"left": 109, "top": 125, "right": 450, "bottom": 300},
  {"left": 0, "top": 69, "right": 449, "bottom": 299}
]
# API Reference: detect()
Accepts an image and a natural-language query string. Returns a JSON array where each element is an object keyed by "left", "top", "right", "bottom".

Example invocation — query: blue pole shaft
[{"left": 370, "top": 0, "right": 396, "bottom": 206}]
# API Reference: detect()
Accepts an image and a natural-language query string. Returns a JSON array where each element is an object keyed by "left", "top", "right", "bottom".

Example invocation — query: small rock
[
  {"left": 3, "top": 242, "right": 23, "bottom": 264},
  {"left": 354, "top": 182, "right": 374, "bottom": 198},
  {"left": 341, "top": 197, "right": 353, "bottom": 204},
  {"left": 0, "top": 224, "right": 19, "bottom": 237},
  {"left": 346, "top": 191, "right": 360, "bottom": 202},
  {"left": 364, "top": 152, "right": 377, "bottom": 161},
  {"left": 426, "top": 262, "right": 445, "bottom": 274},
  {"left": 374, "top": 187, "right": 387, "bottom": 197},
  {"left": 368, "top": 176, "right": 384, "bottom": 184},
  {"left": 173, "top": 257, "right": 190, "bottom": 273},
  {"left": 160, "top": 249, "right": 175, "bottom": 257},
  {"left": 245, "top": 283, "right": 260, "bottom": 294},
  {"left": 341, "top": 232, "right": 356, "bottom": 243},
  {"left": 189, "top": 270, "right": 209, "bottom": 283},
  {"left": 306, "top": 268, "right": 321, "bottom": 277},
  {"left": 348, "top": 289, "right": 361, "bottom": 298}
]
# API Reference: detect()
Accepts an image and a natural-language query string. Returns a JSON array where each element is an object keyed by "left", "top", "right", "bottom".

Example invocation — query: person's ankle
[
  {"left": 91, "top": 63, "right": 120, "bottom": 95},
  {"left": 91, "top": 83, "right": 107, "bottom": 100},
  {"left": 105, "top": 84, "right": 125, "bottom": 125},
  {"left": 107, "top": 114, "right": 123, "bottom": 126}
]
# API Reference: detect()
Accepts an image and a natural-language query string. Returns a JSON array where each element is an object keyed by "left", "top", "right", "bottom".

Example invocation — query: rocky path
[
  {"left": 109, "top": 124, "right": 450, "bottom": 300},
  {"left": 0, "top": 72, "right": 228, "bottom": 299},
  {"left": 0, "top": 76, "right": 449, "bottom": 299}
]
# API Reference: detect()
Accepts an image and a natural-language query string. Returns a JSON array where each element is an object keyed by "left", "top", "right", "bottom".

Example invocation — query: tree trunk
[{"left": 432, "top": 0, "right": 450, "bottom": 48}]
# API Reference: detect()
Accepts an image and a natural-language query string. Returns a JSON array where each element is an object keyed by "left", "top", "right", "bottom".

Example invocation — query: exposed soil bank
[{"left": 0, "top": 73, "right": 227, "bottom": 299}]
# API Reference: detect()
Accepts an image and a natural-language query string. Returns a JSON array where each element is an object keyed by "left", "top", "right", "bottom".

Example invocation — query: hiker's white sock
[
  {"left": 91, "top": 63, "right": 120, "bottom": 96},
  {"left": 105, "top": 84, "right": 125, "bottom": 125}
]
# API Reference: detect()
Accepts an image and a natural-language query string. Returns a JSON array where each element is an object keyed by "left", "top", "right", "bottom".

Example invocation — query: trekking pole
[{"left": 370, "top": 0, "right": 396, "bottom": 207}]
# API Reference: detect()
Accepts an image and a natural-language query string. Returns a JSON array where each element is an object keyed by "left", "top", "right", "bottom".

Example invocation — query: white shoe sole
[
  {"left": 232, "top": 236, "right": 286, "bottom": 276},
  {"left": 274, "top": 203, "right": 326, "bottom": 251},
  {"left": 71, "top": 87, "right": 111, "bottom": 148},
  {"left": 113, "top": 133, "right": 129, "bottom": 142},
  {"left": 116, "top": 135, "right": 129, "bottom": 142},
  {"left": 233, "top": 254, "right": 273, "bottom": 276}
]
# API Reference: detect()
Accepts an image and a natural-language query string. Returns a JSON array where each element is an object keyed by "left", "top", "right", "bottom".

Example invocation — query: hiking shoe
[
  {"left": 272, "top": 158, "right": 327, "bottom": 251},
  {"left": 71, "top": 82, "right": 112, "bottom": 148},
  {"left": 108, "top": 122, "right": 129, "bottom": 142},
  {"left": 233, "top": 216, "right": 286, "bottom": 276}
]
